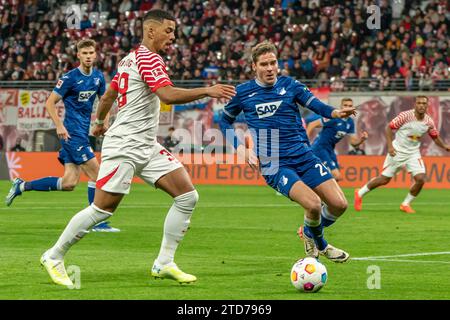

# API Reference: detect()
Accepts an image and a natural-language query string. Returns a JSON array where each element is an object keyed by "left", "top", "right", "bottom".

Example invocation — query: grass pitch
[{"left": 0, "top": 181, "right": 449, "bottom": 300}]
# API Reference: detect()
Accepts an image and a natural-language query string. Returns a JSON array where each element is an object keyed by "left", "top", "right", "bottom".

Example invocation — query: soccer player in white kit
[
  {"left": 40, "top": 9, "right": 236, "bottom": 287},
  {"left": 354, "top": 96, "right": 450, "bottom": 213}
]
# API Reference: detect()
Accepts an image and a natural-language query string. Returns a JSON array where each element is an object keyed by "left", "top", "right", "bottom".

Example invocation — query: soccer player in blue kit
[
  {"left": 307, "top": 98, "right": 368, "bottom": 182},
  {"left": 5, "top": 39, "right": 119, "bottom": 232},
  {"left": 220, "top": 41, "right": 356, "bottom": 262}
]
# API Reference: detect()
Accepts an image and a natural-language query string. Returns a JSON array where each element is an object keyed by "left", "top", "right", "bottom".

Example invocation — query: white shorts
[
  {"left": 381, "top": 153, "right": 425, "bottom": 178},
  {"left": 96, "top": 138, "right": 183, "bottom": 194}
]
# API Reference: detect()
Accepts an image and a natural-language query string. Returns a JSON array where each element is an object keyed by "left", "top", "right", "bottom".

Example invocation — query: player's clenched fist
[
  {"left": 332, "top": 106, "right": 357, "bottom": 119},
  {"left": 207, "top": 84, "right": 236, "bottom": 100}
]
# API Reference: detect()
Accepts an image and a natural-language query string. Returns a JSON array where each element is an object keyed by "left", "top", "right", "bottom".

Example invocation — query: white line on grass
[
  {"left": 352, "top": 251, "right": 450, "bottom": 264},
  {"left": 352, "top": 251, "right": 450, "bottom": 260},
  {"left": 350, "top": 258, "right": 450, "bottom": 265}
]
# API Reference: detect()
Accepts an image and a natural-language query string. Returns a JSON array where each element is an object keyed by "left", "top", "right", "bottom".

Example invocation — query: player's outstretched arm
[
  {"left": 431, "top": 136, "right": 450, "bottom": 152},
  {"left": 45, "top": 92, "right": 70, "bottom": 141},
  {"left": 155, "top": 84, "right": 235, "bottom": 105},
  {"left": 93, "top": 86, "right": 118, "bottom": 137},
  {"left": 331, "top": 107, "right": 357, "bottom": 119},
  {"left": 350, "top": 131, "right": 368, "bottom": 147}
]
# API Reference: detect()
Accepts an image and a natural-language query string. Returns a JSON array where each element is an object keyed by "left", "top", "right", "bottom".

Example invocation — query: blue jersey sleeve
[
  {"left": 348, "top": 118, "right": 356, "bottom": 135},
  {"left": 53, "top": 74, "right": 73, "bottom": 98},
  {"left": 98, "top": 73, "right": 106, "bottom": 97},
  {"left": 219, "top": 92, "right": 243, "bottom": 150},
  {"left": 292, "top": 80, "right": 334, "bottom": 119}
]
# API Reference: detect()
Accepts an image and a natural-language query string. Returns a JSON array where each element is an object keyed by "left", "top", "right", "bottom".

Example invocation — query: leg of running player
[
  {"left": 151, "top": 167, "right": 198, "bottom": 283},
  {"left": 354, "top": 174, "right": 392, "bottom": 211},
  {"left": 290, "top": 181, "right": 349, "bottom": 262},
  {"left": 400, "top": 173, "right": 425, "bottom": 213},
  {"left": 5, "top": 163, "right": 80, "bottom": 206},
  {"left": 314, "top": 179, "right": 347, "bottom": 225},
  {"left": 80, "top": 157, "right": 120, "bottom": 232},
  {"left": 40, "top": 187, "right": 124, "bottom": 286}
]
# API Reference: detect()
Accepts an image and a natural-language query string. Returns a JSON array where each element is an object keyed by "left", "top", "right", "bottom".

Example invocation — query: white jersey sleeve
[
  {"left": 389, "top": 109, "right": 439, "bottom": 155},
  {"left": 106, "top": 45, "right": 173, "bottom": 146}
]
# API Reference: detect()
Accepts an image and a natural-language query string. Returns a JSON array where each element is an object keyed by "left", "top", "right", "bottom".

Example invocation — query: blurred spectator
[
  {"left": 0, "top": 0, "right": 447, "bottom": 91},
  {"left": 10, "top": 138, "right": 25, "bottom": 152},
  {"left": 163, "top": 127, "right": 180, "bottom": 152}
]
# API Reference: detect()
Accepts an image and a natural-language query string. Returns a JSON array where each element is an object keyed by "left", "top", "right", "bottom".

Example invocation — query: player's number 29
[{"left": 117, "top": 72, "right": 129, "bottom": 108}]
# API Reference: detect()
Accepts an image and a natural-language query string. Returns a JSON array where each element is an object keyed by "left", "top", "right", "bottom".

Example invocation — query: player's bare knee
[
  {"left": 61, "top": 181, "right": 77, "bottom": 191},
  {"left": 304, "top": 198, "right": 322, "bottom": 215},
  {"left": 332, "top": 198, "right": 348, "bottom": 214},
  {"left": 414, "top": 175, "right": 426, "bottom": 185}
]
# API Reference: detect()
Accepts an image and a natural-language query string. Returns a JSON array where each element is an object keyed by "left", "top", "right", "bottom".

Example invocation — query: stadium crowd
[{"left": 0, "top": 0, "right": 449, "bottom": 91}]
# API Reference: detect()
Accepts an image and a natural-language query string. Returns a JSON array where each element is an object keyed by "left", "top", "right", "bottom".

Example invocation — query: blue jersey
[
  {"left": 220, "top": 76, "right": 335, "bottom": 167},
  {"left": 312, "top": 117, "right": 355, "bottom": 151},
  {"left": 220, "top": 76, "right": 336, "bottom": 193},
  {"left": 53, "top": 67, "right": 105, "bottom": 142}
]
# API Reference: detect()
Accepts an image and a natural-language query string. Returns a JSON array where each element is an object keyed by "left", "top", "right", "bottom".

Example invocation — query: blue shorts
[
  {"left": 263, "top": 152, "right": 333, "bottom": 198},
  {"left": 312, "top": 147, "right": 339, "bottom": 171},
  {"left": 58, "top": 139, "right": 95, "bottom": 165}
]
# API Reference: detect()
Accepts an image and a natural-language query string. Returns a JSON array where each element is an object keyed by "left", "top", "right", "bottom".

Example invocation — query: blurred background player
[
  {"left": 162, "top": 126, "right": 180, "bottom": 152},
  {"left": 39, "top": 9, "right": 235, "bottom": 287},
  {"left": 220, "top": 41, "right": 356, "bottom": 263},
  {"left": 307, "top": 98, "right": 368, "bottom": 181},
  {"left": 5, "top": 39, "right": 119, "bottom": 232},
  {"left": 354, "top": 96, "right": 450, "bottom": 213}
]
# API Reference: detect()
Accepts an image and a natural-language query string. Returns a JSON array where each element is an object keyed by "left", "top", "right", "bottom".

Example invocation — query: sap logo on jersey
[
  {"left": 78, "top": 91, "right": 96, "bottom": 102},
  {"left": 255, "top": 100, "right": 282, "bottom": 118}
]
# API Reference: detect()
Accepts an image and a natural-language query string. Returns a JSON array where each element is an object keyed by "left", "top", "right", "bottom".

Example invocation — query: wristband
[{"left": 95, "top": 119, "right": 104, "bottom": 125}]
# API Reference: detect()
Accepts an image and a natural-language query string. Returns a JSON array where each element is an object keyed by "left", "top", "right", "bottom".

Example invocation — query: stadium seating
[{"left": 0, "top": 0, "right": 449, "bottom": 91}]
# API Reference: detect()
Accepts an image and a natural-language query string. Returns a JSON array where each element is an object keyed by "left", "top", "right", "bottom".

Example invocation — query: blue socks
[
  {"left": 321, "top": 204, "right": 337, "bottom": 228},
  {"left": 24, "top": 177, "right": 61, "bottom": 191},
  {"left": 303, "top": 217, "right": 328, "bottom": 251},
  {"left": 88, "top": 181, "right": 96, "bottom": 205}
]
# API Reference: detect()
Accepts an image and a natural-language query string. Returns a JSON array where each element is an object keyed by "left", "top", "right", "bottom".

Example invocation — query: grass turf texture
[{"left": 0, "top": 181, "right": 449, "bottom": 300}]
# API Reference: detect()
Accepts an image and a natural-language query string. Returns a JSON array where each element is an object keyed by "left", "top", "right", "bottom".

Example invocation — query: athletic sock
[
  {"left": 321, "top": 204, "right": 338, "bottom": 227},
  {"left": 23, "top": 177, "right": 62, "bottom": 192},
  {"left": 87, "top": 181, "right": 96, "bottom": 205},
  {"left": 47, "top": 204, "right": 112, "bottom": 260},
  {"left": 303, "top": 216, "right": 328, "bottom": 251},
  {"left": 402, "top": 193, "right": 416, "bottom": 206},
  {"left": 155, "top": 190, "right": 199, "bottom": 267},
  {"left": 358, "top": 184, "right": 370, "bottom": 197}
]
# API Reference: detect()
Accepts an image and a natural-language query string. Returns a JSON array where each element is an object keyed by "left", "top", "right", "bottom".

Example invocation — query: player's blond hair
[
  {"left": 76, "top": 39, "right": 96, "bottom": 51},
  {"left": 341, "top": 98, "right": 353, "bottom": 104},
  {"left": 251, "top": 41, "right": 278, "bottom": 63}
]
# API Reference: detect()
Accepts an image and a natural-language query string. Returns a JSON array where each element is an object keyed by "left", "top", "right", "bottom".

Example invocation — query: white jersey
[
  {"left": 389, "top": 109, "right": 438, "bottom": 156},
  {"left": 107, "top": 45, "right": 172, "bottom": 146}
]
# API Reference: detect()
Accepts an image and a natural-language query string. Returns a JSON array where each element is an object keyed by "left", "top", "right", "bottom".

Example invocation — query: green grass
[{"left": 0, "top": 181, "right": 449, "bottom": 300}]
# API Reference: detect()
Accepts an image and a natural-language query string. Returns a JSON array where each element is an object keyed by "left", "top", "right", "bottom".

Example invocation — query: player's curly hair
[{"left": 251, "top": 41, "right": 278, "bottom": 63}]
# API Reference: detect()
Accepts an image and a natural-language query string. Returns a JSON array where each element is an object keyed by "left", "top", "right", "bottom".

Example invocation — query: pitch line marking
[
  {"left": 352, "top": 251, "right": 450, "bottom": 264},
  {"left": 350, "top": 258, "right": 450, "bottom": 265},
  {"left": 352, "top": 251, "right": 450, "bottom": 260}
]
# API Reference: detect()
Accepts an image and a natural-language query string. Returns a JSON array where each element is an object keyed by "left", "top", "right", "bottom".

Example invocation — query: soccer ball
[{"left": 290, "top": 257, "right": 327, "bottom": 293}]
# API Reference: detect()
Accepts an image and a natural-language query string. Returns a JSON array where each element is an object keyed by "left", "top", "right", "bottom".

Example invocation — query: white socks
[
  {"left": 155, "top": 190, "right": 199, "bottom": 267},
  {"left": 47, "top": 204, "right": 112, "bottom": 260},
  {"left": 402, "top": 193, "right": 416, "bottom": 206},
  {"left": 358, "top": 185, "right": 370, "bottom": 197}
]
